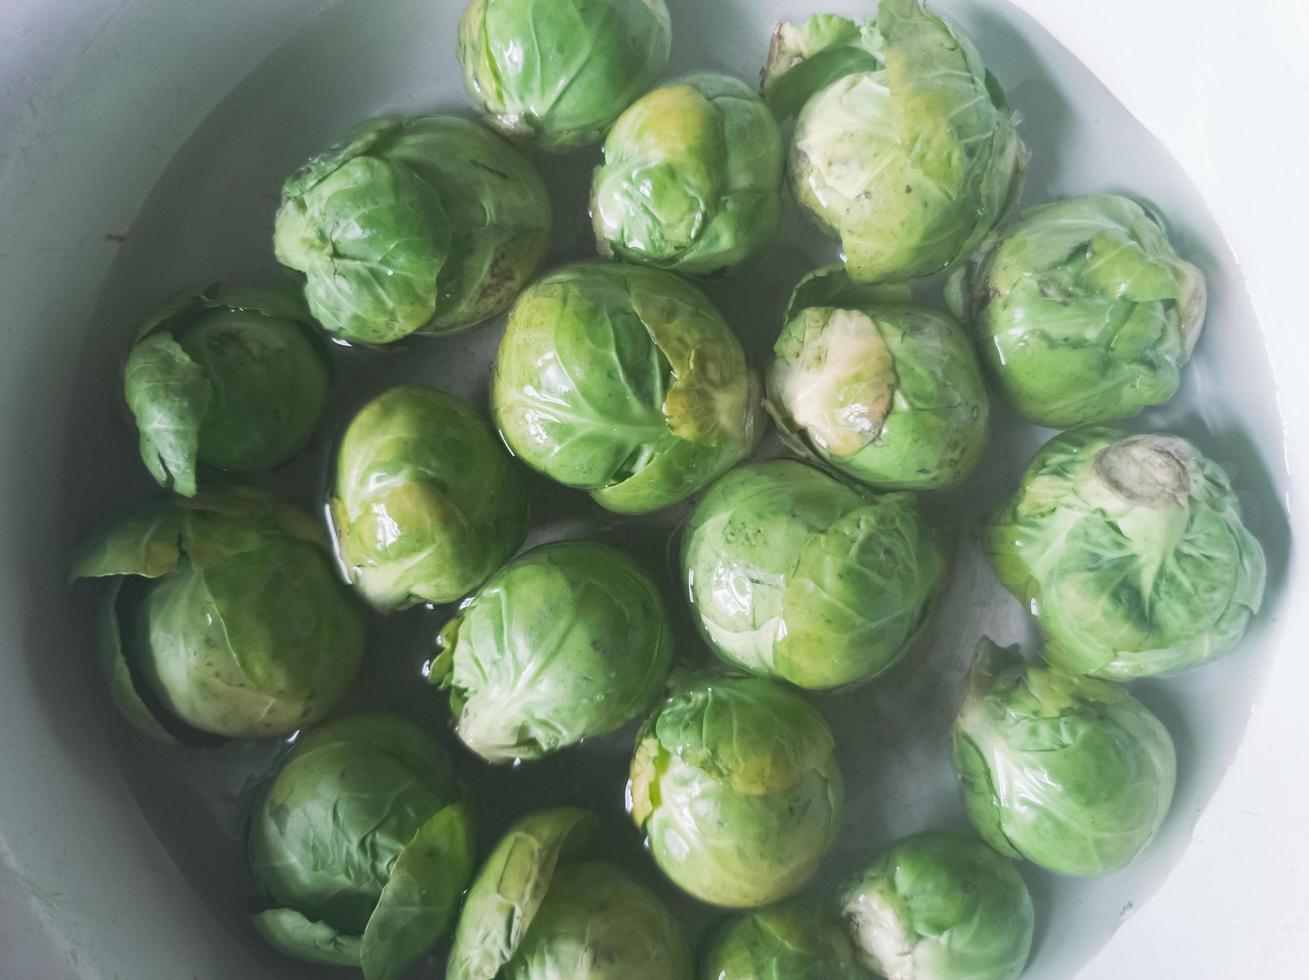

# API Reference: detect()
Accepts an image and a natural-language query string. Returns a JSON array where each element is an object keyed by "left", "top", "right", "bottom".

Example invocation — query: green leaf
[
  {"left": 390, "top": 116, "right": 549, "bottom": 334},
  {"left": 777, "top": 494, "right": 944, "bottom": 689},
  {"left": 629, "top": 271, "right": 754, "bottom": 448},
  {"left": 251, "top": 908, "right": 363, "bottom": 967},
  {"left": 1085, "top": 230, "right": 1182, "bottom": 302},
  {"left": 783, "top": 265, "right": 913, "bottom": 324},
  {"left": 131, "top": 287, "right": 212, "bottom": 342},
  {"left": 763, "top": 15, "right": 880, "bottom": 121},
  {"left": 282, "top": 115, "right": 403, "bottom": 198},
  {"left": 362, "top": 802, "right": 477, "bottom": 980},
  {"left": 446, "top": 808, "right": 597, "bottom": 980},
  {"left": 72, "top": 487, "right": 326, "bottom": 585},
  {"left": 275, "top": 155, "right": 452, "bottom": 344},
  {"left": 68, "top": 501, "right": 185, "bottom": 581},
  {"left": 179, "top": 487, "right": 330, "bottom": 559},
  {"left": 93, "top": 580, "right": 176, "bottom": 744},
  {"left": 123, "top": 332, "right": 212, "bottom": 496},
  {"left": 650, "top": 674, "right": 835, "bottom": 797}
]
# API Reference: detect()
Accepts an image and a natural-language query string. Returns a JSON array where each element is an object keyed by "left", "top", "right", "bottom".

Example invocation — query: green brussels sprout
[
  {"left": 952, "top": 640, "right": 1177, "bottom": 877},
  {"left": 766, "top": 266, "right": 989, "bottom": 490},
  {"left": 839, "top": 831, "right": 1033, "bottom": 980},
  {"left": 945, "top": 194, "right": 1207, "bottom": 427},
  {"left": 986, "top": 428, "right": 1266, "bottom": 678},
  {"left": 702, "top": 900, "right": 869, "bottom": 980},
  {"left": 592, "top": 73, "right": 783, "bottom": 276},
  {"left": 762, "top": 0, "right": 1026, "bottom": 284},
  {"left": 458, "top": 0, "right": 672, "bottom": 152},
  {"left": 123, "top": 286, "right": 329, "bottom": 497},
  {"left": 430, "top": 540, "right": 673, "bottom": 762},
  {"left": 248, "top": 714, "right": 476, "bottom": 980},
  {"left": 681, "top": 460, "right": 945, "bottom": 691},
  {"left": 329, "top": 384, "right": 528, "bottom": 612},
  {"left": 628, "top": 674, "right": 844, "bottom": 907},
  {"left": 493, "top": 262, "right": 759, "bottom": 514},
  {"left": 275, "top": 114, "right": 550, "bottom": 344},
  {"left": 447, "top": 808, "right": 691, "bottom": 980},
  {"left": 69, "top": 488, "right": 364, "bottom": 742}
]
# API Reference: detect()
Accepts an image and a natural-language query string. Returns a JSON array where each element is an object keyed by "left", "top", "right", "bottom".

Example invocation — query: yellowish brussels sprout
[{"left": 593, "top": 72, "right": 783, "bottom": 276}]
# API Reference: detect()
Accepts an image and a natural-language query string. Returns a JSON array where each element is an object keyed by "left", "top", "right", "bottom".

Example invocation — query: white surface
[{"left": 0, "top": 1, "right": 1305, "bottom": 978}]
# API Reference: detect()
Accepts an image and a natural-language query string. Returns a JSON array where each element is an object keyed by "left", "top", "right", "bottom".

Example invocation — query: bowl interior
[{"left": 50, "top": 0, "right": 1290, "bottom": 977}]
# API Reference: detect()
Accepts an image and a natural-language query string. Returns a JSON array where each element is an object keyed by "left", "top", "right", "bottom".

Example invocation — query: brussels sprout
[
  {"left": 592, "top": 73, "right": 783, "bottom": 276},
  {"left": 951, "top": 640, "right": 1176, "bottom": 877},
  {"left": 329, "top": 385, "right": 528, "bottom": 612},
  {"left": 681, "top": 460, "right": 945, "bottom": 690},
  {"left": 945, "top": 194, "right": 1207, "bottom": 427},
  {"left": 448, "top": 808, "right": 691, "bottom": 980},
  {"left": 248, "top": 714, "right": 476, "bottom": 980},
  {"left": 839, "top": 831, "right": 1033, "bottom": 980},
  {"left": 628, "top": 674, "right": 843, "bottom": 907},
  {"left": 275, "top": 114, "right": 550, "bottom": 344},
  {"left": 69, "top": 488, "right": 364, "bottom": 742},
  {"left": 493, "top": 262, "right": 759, "bottom": 514},
  {"left": 123, "top": 286, "right": 329, "bottom": 497},
  {"left": 986, "top": 428, "right": 1266, "bottom": 678},
  {"left": 458, "top": 0, "right": 672, "bottom": 152},
  {"left": 430, "top": 541, "right": 673, "bottom": 762},
  {"left": 767, "top": 266, "right": 989, "bottom": 490},
  {"left": 762, "top": 0, "right": 1026, "bottom": 284},
  {"left": 702, "top": 900, "right": 869, "bottom": 980}
]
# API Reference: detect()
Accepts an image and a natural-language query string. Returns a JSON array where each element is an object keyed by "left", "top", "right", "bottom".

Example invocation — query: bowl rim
[{"left": 0, "top": 1, "right": 1305, "bottom": 978}]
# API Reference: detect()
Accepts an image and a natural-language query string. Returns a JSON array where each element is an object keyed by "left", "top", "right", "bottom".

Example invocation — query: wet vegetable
[
  {"left": 946, "top": 194, "right": 1207, "bottom": 427},
  {"left": 248, "top": 714, "right": 476, "bottom": 980},
  {"left": 69, "top": 488, "right": 364, "bottom": 742},
  {"left": 592, "top": 72, "right": 784, "bottom": 275},
  {"left": 763, "top": 0, "right": 1025, "bottom": 284},
  {"left": 459, "top": 0, "right": 672, "bottom": 151},
  {"left": 430, "top": 540, "right": 673, "bottom": 762},
  {"left": 275, "top": 114, "right": 550, "bottom": 344},
  {"left": 986, "top": 428, "right": 1266, "bottom": 678},
  {"left": 447, "top": 808, "right": 691, "bottom": 980},
  {"left": 493, "top": 262, "right": 759, "bottom": 514},
  {"left": 681, "top": 460, "right": 945, "bottom": 690},
  {"left": 329, "top": 384, "right": 528, "bottom": 613},
  {"left": 628, "top": 673, "right": 843, "bottom": 907},
  {"left": 839, "top": 830, "right": 1034, "bottom": 980},
  {"left": 702, "top": 900, "right": 869, "bottom": 980},
  {"left": 952, "top": 640, "right": 1177, "bottom": 877},
  {"left": 124, "top": 285, "right": 329, "bottom": 496},
  {"left": 767, "top": 266, "right": 989, "bottom": 490}
]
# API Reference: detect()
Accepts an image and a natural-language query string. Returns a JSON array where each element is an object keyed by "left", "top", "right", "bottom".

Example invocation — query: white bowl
[{"left": 1, "top": 1, "right": 1305, "bottom": 977}]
